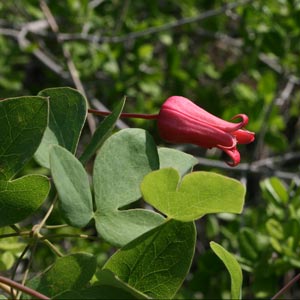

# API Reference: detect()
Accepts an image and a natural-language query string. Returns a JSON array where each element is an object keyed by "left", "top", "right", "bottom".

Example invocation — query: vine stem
[
  {"left": 42, "top": 233, "right": 98, "bottom": 240},
  {"left": 42, "top": 239, "right": 64, "bottom": 257},
  {"left": 15, "top": 242, "right": 38, "bottom": 300},
  {"left": 10, "top": 244, "right": 30, "bottom": 298},
  {"left": 88, "top": 108, "right": 159, "bottom": 120},
  {"left": 271, "top": 272, "right": 300, "bottom": 300},
  {"left": 0, "top": 231, "right": 30, "bottom": 239},
  {"left": 0, "top": 276, "right": 50, "bottom": 300},
  {"left": 33, "top": 195, "right": 58, "bottom": 235}
]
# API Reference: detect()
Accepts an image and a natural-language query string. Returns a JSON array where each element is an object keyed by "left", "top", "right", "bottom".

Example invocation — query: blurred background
[{"left": 1, "top": 0, "right": 300, "bottom": 299}]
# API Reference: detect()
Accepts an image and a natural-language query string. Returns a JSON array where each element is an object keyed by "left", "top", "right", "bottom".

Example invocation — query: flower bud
[{"left": 157, "top": 96, "right": 255, "bottom": 166}]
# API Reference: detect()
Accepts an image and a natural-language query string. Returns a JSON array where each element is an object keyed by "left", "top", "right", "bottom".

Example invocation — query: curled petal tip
[
  {"left": 222, "top": 147, "right": 241, "bottom": 167},
  {"left": 231, "top": 114, "right": 249, "bottom": 127}
]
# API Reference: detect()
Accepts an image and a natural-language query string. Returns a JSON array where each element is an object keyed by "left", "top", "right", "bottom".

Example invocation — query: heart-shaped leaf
[
  {"left": 50, "top": 145, "right": 93, "bottom": 228},
  {"left": 0, "top": 96, "right": 48, "bottom": 180},
  {"left": 93, "top": 128, "right": 165, "bottom": 247},
  {"left": 25, "top": 253, "right": 97, "bottom": 299},
  {"left": 0, "top": 175, "right": 50, "bottom": 227},
  {"left": 210, "top": 241, "right": 243, "bottom": 300},
  {"left": 141, "top": 168, "right": 245, "bottom": 221},
  {"left": 103, "top": 220, "right": 196, "bottom": 299},
  {"left": 35, "top": 87, "right": 87, "bottom": 168}
]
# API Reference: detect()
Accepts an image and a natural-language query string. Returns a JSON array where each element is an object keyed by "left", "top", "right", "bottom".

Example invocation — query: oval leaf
[
  {"left": 50, "top": 145, "right": 93, "bottom": 228},
  {"left": 35, "top": 87, "right": 87, "bottom": 168},
  {"left": 0, "top": 175, "right": 50, "bottom": 227},
  {"left": 141, "top": 168, "right": 245, "bottom": 221},
  {"left": 103, "top": 220, "right": 196, "bottom": 299},
  {"left": 0, "top": 96, "right": 48, "bottom": 180},
  {"left": 26, "top": 253, "right": 97, "bottom": 299}
]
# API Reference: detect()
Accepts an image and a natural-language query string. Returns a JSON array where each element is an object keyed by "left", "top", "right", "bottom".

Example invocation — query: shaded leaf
[
  {"left": 0, "top": 175, "right": 50, "bottom": 227},
  {"left": 0, "top": 96, "right": 48, "bottom": 180},
  {"left": 104, "top": 220, "right": 196, "bottom": 299},
  {"left": 26, "top": 253, "right": 97, "bottom": 299},
  {"left": 35, "top": 87, "right": 87, "bottom": 168},
  {"left": 260, "top": 177, "right": 289, "bottom": 206},
  {"left": 50, "top": 145, "right": 93, "bottom": 228},
  {"left": 238, "top": 228, "right": 259, "bottom": 261}
]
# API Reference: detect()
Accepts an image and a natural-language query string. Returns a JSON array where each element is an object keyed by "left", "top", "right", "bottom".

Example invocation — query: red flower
[{"left": 157, "top": 96, "right": 255, "bottom": 166}]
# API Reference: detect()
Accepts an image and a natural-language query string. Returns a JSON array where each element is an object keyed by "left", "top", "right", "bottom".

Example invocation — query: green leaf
[
  {"left": 79, "top": 97, "right": 126, "bottom": 164},
  {"left": 141, "top": 168, "right": 245, "bottom": 221},
  {"left": 35, "top": 87, "right": 87, "bottom": 168},
  {"left": 0, "top": 96, "right": 48, "bottom": 180},
  {"left": 266, "top": 218, "right": 284, "bottom": 240},
  {"left": 104, "top": 220, "right": 196, "bottom": 299},
  {"left": 210, "top": 241, "right": 243, "bottom": 300},
  {"left": 284, "top": 219, "right": 300, "bottom": 251},
  {"left": 0, "top": 175, "right": 50, "bottom": 227},
  {"left": 260, "top": 177, "right": 289, "bottom": 206},
  {"left": 54, "top": 286, "right": 140, "bottom": 300},
  {"left": 158, "top": 147, "right": 197, "bottom": 176},
  {"left": 94, "top": 210, "right": 165, "bottom": 248},
  {"left": 93, "top": 128, "right": 164, "bottom": 247},
  {"left": 50, "top": 145, "right": 93, "bottom": 228},
  {"left": 94, "top": 269, "right": 149, "bottom": 299},
  {"left": 26, "top": 253, "right": 97, "bottom": 299},
  {"left": 238, "top": 228, "right": 259, "bottom": 261}
]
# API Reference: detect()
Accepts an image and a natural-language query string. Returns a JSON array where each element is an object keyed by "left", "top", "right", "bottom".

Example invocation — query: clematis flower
[
  {"left": 88, "top": 95, "right": 255, "bottom": 166},
  {"left": 157, "top": 96, "right": 255, "bottom": 166}
]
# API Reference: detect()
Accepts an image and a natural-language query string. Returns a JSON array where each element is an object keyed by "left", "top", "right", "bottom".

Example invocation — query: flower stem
[{"left": 88, "top": 108, "right": 159, "bottom": 120}]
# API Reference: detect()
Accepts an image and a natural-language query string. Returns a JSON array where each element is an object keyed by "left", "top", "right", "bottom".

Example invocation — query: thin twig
[
  {"left": 42, "top": 233, "right": 98, "bottom": 240},
  {"left": 43, "top": 224, "right": 69, "bottom": 229},
  {"left": 0, "top": 231, "right": 30, "bottom": 239},
  {"left": 259, "top": 53, "right": 300, "bottom": 86},
  {"left": 253, "top": 78, "right": 296, "bottom": 160},
  {"left": 32, "top": 195, "right": 58, "bottom": 235},
  {"left": 57, "top": 0, "right": 254, "bottom": 44},
  {"left": 195, "top": 153, "right": 300, "bottom": 182},
  {"left": 15, "top": 242, "right": 38, "bottom": 300},
  {"left": 40, "top": 0, "right": 97, "bottom": 134},
  {"left": 0, "top": 276, "right": 50, "bottom": 300},
  {"left": 42, "top": 239, "right": 64, "bottom": 257},
  {"left": 271, "top": 272, "right": 300, "bottom": 300},
  {"left": 0, "top": 23, "right": 68, "bottom": 78},
  {"left": 11, "top": 245, "right": 30, "bottom": 298}
]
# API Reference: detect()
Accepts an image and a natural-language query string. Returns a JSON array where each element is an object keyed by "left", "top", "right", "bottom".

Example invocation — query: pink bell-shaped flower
[{"left": 157, "top": 96, "right": 255, "bottom": 166}]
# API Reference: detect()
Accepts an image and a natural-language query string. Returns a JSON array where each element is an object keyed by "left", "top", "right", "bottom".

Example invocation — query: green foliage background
[{"left": 1, "top": 0, "right": 300, "bottom": 299}]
